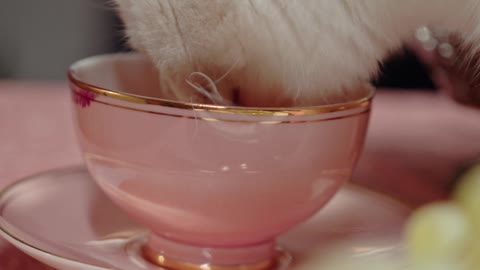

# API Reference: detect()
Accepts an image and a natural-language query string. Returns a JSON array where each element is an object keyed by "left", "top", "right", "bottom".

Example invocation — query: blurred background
[
  {"left": 0, "top": 1, "right": 436, "bottom": 90},
  {"left": 0, "top": 1, "right": 127, "bottom": 80}
]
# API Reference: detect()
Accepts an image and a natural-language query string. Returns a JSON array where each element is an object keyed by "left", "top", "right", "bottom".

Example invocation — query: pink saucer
[{"left": 0, "top": 166, "right": 410, "bottom": 270}]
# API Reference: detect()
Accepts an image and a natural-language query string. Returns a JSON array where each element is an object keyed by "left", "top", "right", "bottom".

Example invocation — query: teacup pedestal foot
[{"left": 142, "top": 235, "right": 282, "bottom": 270}]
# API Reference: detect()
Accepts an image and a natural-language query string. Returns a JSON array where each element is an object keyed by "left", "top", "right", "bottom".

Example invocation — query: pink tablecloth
[{"left": 0, "top": 81, "right": 480, "bottom": 269}]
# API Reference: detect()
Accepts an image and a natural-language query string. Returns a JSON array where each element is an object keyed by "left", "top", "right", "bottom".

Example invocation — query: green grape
[
  {"left": 454, "top": 164, "right": 480, "bottom": 229},
  {"left": 462, "top": 241, "right": 480, "bottom": 270},
  {"left": 405, "top": 202, "right": 472, "bottom": 266}
]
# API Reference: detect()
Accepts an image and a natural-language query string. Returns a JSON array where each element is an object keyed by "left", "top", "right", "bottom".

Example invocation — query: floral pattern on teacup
[{"left": 72, "top": 87, "right": 97, "bottom": 108}]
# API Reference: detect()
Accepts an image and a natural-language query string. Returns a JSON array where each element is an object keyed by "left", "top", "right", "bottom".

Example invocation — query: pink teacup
[{"left": 68, "top": 53, "right": 374, "bottom": 270}]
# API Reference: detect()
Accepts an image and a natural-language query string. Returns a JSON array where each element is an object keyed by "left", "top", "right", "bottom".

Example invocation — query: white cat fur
[{"left": 113, "top": 0, "right": 480, "bottom": 107}]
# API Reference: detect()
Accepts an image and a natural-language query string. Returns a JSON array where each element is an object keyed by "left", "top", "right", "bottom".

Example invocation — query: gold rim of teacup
[{"left": 68, "top": 68, "right": 374, "bottom": 117}]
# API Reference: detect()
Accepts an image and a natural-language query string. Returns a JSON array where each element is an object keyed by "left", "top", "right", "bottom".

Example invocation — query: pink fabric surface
[
  {"left": 0, "top": 80, "right": 480, "bottom": 268},
  {"left": 0, "top": 81, "right": 82, "bottom": 183},
  {"left": 355, "top": 90, "right": 480, "bottom": 205}
]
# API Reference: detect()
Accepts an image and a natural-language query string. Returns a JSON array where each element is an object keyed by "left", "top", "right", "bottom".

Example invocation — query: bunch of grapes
[
  {"left": 406, "top": 164, "right": 480, "bottom": 270},
  {"left": 297, "top": 164, "right": 480, "bottom": 270}
]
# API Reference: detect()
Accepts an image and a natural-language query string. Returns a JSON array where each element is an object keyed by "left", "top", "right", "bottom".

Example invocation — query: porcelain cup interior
[{"left": 68, "top": 53, "right": 374, "bottom": 251}]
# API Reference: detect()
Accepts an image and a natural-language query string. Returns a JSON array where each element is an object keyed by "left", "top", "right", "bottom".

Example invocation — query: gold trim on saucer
[
  {"left": 68, "top": 70, "right": 374, "bottom": 117},
  {"left": 0, "top": 166, "right": 109, "bottom": 269},
  {"left": 142, "top": 245, "right": 277, "bottom": 270}
]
